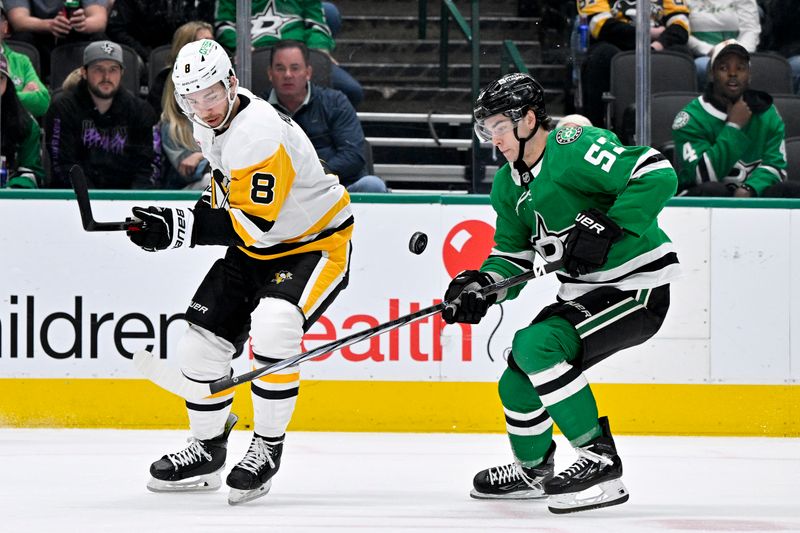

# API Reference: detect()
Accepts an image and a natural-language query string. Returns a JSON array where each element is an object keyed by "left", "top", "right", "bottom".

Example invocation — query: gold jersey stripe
[
  {"left": 238, "top": 224, "right": 354, "bottom": 261},
  {"left": 301, "top": 241, "right": 350, "bottom": 315},
  {"left": 285, "top": 190, "right": 352, "bottom": 244}
]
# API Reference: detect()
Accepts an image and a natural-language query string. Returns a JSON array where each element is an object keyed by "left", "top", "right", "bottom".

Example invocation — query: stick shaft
[{"left": 208, "top": 261, "right": 561, "bottom": 395}]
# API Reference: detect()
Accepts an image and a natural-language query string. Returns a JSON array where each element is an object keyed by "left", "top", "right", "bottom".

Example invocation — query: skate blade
[
  {"left": 227, "top": 479, "right": 273, "bottom": 505},
  {"left": 547, "top": 478, "right": 629, "bottom": 514},
  {"left": 469, "top": 487, "right": 547, "bottom": 500},
  {"left": 147, "top": 472, "right": 222, "bottom": 493}
]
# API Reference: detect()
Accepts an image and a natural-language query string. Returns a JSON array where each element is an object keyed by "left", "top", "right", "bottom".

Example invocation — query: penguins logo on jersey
[
  {"left": 556, "top": 126, "right": 583, "bottom": 145},
  {"left": 272, "top": 271, "right": 293, "bottom": 284}
]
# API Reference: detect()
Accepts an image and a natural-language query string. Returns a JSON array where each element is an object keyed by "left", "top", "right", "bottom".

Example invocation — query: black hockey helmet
[{"left": 473, "top": 73, "right": 548, "bottom": 141}]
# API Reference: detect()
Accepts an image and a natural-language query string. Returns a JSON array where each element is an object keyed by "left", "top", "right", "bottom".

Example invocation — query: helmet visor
[
  {"left": 177, "top": 83, "right": 228, "bottom": 114},
  {"left": 473, "top": 115, "right": 519, "bottom": 142}
]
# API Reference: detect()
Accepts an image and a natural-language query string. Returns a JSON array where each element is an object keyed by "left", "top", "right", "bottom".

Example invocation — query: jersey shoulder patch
[
  {"left": 672, "top": 110, "right": 690, "bottom": 130},
  {"left": 555, "top": 125, "right": 583, "bottom": 145}
]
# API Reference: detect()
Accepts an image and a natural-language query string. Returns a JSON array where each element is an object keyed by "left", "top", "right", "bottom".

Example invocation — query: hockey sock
[
  {"left": 498, "top": 364, "right": 554, "bottom": 466},
  {"left": 513, "top": 316, "right": 601, "bottom": 447}
]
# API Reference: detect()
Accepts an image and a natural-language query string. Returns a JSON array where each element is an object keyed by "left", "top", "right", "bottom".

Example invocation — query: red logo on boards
[{"left": 442, "top": 220, "right": 496, "bottom": 278}]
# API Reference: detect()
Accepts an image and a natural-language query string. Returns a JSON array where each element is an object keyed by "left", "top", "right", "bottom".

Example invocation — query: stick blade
[
  {"left": 133, "top": 350, "right": 211, "bottom": 401},
  {"left": 69, "top": 165, "right": 142, "bottom": 232}
]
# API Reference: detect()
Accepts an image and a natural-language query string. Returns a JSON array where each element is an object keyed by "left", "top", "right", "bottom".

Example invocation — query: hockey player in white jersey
[{"left": 126, "top": 39, "right": 354, "bottom": 505}]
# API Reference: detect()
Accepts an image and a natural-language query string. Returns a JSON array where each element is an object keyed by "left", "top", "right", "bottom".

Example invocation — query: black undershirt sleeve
[{"left": 192, "top": 208, "right": 245, "bottom": 247}]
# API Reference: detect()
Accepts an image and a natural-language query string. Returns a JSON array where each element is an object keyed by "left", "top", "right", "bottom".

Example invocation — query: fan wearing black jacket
[{"left": 45, "top": 40, "right": 160, "bottom": 189}]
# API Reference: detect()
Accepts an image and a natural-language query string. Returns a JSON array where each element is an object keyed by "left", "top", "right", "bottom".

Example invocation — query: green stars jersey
[
  {"left": 672, "top": 95, "right": 787, "bottom": 195},
  {"left": 482, "top": 125, "right": 681, "bottom": 301},
  {"left": 215, "top": 0, "right": 334, "bottom": 52}
]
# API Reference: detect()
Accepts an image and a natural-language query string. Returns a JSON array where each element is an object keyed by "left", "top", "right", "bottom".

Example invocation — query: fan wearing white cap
[
  {"left": 127, "top": 38, "right": 354, "bottom": 505},
  {"left": 673, "top": 39, "right": 796, "bottom": 197}
]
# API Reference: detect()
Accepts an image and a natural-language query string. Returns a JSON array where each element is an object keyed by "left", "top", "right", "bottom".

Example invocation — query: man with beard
[
  {"left": 672, "top": 39, "right": 795, "bottom": 197},
  {"left": 45, "top": 40, "right": 159, "bottom": 189}
]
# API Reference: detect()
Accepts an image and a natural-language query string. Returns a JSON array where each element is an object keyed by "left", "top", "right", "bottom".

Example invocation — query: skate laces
[
  {"left": 557, "top": 447, "right": 613, "bottom": 479},
  {"left": 237, "top": 437, "right": 276, "bottom": 475},
  {"left": 167, "top": 438, "right": 212, "bottom": 468},
  {"left": 488, "top": 463, "right": 538, "bottom": 488}
]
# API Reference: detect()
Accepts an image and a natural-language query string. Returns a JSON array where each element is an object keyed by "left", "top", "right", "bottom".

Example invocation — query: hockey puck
[{"left": 409, "top": 232, "right": 428, "bottom": 255}]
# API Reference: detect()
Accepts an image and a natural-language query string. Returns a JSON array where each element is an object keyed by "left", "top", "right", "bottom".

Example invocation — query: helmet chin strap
[{"left": 511, "top": 119, "right": 539, "bottom": 185}]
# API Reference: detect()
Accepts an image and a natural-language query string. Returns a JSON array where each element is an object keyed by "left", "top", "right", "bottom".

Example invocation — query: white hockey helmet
[{"left": 172, "top": 39, "right": 237, "bottom": 129}]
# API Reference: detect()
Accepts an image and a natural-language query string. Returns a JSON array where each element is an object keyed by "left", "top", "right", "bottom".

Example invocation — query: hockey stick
[
  {"left": 69, "top": 165, "right": 143, "bottom": 232},
  {"left": 134, "top": 261, "right": 562, "bottom": 401}
]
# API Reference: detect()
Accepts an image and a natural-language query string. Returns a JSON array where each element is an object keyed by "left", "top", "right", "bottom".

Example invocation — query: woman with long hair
[
  {"left": 157, "top": 21, "right": 213, "bottom": 189},
  {"left": 1, "top": 52, "right": 44, "bottom": 188}
]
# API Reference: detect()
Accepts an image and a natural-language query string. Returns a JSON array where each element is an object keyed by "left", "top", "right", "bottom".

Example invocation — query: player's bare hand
[
  {"left": 733, "top": 185, "right": 754, "bottom": 198},
  {"left": 22, "top": 81, "right": 40, "bottom": 92},
  {"left": 49, "top": 15, "right": 72, "bottom": 37},
  {"left": 727, "top": 98, "right": 752, "bottom": 128}
]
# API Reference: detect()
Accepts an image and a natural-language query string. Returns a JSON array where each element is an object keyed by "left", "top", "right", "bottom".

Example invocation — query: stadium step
[
  {"left": 334, "top": 0, "right": 521, "bottom": 17},
  {"left": 335, "top": 39, "right": 542, "bottom": 65},
  {"left": 359, "top": 85, "right": 565, "bottom": 115},
  {"left": 347, "top": 62, "right": 567, "bottom": 89},
  {"left": 341, "top": 15, "right": 541, "bottom": 42}
]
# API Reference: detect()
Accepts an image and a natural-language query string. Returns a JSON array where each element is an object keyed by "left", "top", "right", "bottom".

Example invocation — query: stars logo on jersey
[
  {"left": 531, "top": 211, "right": 570, "bottom": 263},
  {"left": 272, "top": 271, "right": 293, "bottom": 284},
  {"left": 556, "top": 126, "right": 583, "bottom": 145},
  {"left": 672, "top": 111, "right": 690, "bottom": 130},
  {"left": 251, "top": 0, "right": 302, "bottom": 40}
]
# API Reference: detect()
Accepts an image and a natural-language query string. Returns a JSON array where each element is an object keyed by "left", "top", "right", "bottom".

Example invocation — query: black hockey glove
[
  {"left": 562, "top": 208, "right": 624, "bottom": 277},
  {"left": 442, "top": 270, "right": 497, "bottom": 324},
  {"left": 127, "top": 206, "right": 195, "bottom": 252}
]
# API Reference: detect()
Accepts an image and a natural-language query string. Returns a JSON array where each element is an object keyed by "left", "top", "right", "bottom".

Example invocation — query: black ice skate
[
  {"left": 470, "top": 441, "right": 556, "bottom": 499},
  {"left": 544, "top": 416, "right": 629, "bottom": 514},
  {"left": 226, "top": 434, "right": 284, "bottom": 505},
  {"left": 147, "top": 412, "right": 238, "bottom": 492}
]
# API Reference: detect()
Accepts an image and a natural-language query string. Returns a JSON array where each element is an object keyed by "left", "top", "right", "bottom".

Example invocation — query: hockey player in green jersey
[
  {"left": 443, "top": 73, "right": 681, "bottom": 514},
  {"left": 673, "top": 39, "right": 794, "bottom": 197}
]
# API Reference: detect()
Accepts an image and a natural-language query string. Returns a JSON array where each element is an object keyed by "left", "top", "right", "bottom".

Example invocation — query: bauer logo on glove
[
  {"left": 127, "top": 206, "right": 195, "bottom": 252},
  {"left": 562, "top": 208, "right": 624, "bottom": 277}
]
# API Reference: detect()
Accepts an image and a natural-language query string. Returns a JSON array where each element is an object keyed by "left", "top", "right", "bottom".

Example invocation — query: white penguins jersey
[{"left": 192, "top": 88, "right": 353, "bottom": 260}]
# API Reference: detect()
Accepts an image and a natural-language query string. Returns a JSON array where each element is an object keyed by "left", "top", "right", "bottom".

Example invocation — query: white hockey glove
[{"left": 128, "top": 206, "right": 194, "bottom": 252}]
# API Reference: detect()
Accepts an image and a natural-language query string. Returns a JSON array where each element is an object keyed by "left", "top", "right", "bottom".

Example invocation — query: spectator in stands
[
  {"left": 106, "top": 0, "right": 214, "bottom": 64},
  {"left": 5, "top": 0, "right": 108, "bottom": 81},
  {"left": 0, "top": 51, "right": 43, "bottom": 187},
  {"left": 148, "top": 20, "right": 212, "bottom": 114},
  {"left": 578, "top": 0, "right": 691, "bottom": 128},
  {"left": 265, "top": 40, "right": 387, "bottom": 193},
  {"left": 215, "top": 0, "right": 363, "bottom": 108},
  {"left": 159, "top": 21, "right": 214, "bottom": 189},
  {"left": 760, "top": 0, "right": 800, "bottom": 94},
  {"left": 0, "top": 3, "right": 48, "bottom": 116},
  {"left": 45, "top": 40, "right": 160, "bottom": 189},
  {"left": 687, "top": 0, "right": 760, "bottom": 89},
  {"left": 672, "top": 40, "right": 799, "bottom": 197}
]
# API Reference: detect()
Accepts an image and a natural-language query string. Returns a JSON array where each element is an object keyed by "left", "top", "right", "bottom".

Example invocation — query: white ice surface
[{"left": 1, "top": 430, "right": 799, "bottom": 533}]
